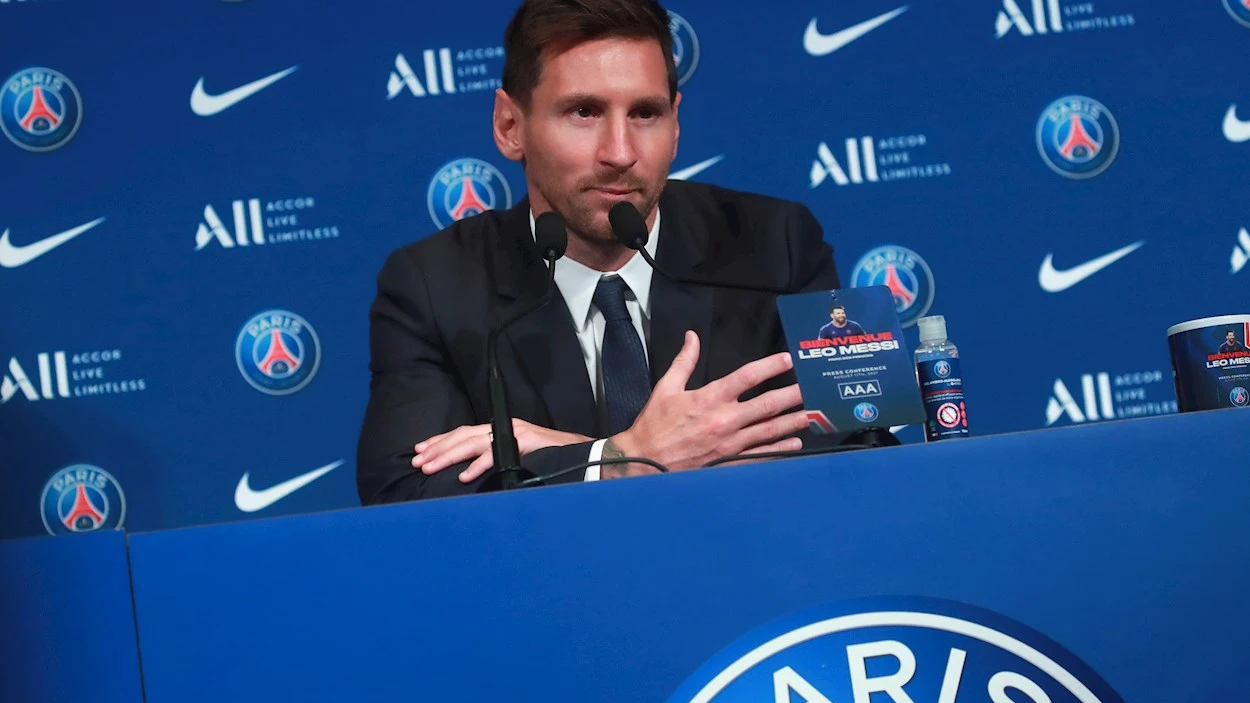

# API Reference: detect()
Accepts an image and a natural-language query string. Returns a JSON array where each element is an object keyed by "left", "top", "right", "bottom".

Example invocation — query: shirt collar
[{"left": 529, "top": 207, "right": 661, "bottom": 332}]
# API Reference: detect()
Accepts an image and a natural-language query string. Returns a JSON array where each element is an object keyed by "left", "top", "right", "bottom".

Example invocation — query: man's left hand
[{"left": 412, "top": 419, "right": 592, "bottom": 483}]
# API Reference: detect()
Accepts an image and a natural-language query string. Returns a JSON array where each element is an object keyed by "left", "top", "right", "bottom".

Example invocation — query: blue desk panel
[
  {"left": 128, "top": 410, "right": 1249, "bottom": 701},
  {"left": 0, "top": 530, "right": 143, "bottom": 703}
]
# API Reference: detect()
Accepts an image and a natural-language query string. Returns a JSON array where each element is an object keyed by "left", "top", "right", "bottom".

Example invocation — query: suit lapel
[
  {"left": 647, "top": 188, "right": 716, "bottom": 391},
  {"left": 492, "top": 199, "right": 599, "bottom": 437}
]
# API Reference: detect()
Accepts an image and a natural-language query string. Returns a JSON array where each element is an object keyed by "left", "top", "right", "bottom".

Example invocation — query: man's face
[
  {"left": 1229, "top": 332, "right": 1237, "bottom": 344},
  {"left": 832, "top": 308, "right": 847, "bottom": 324},
  {"left": 509, "top": 36, "right": 679, "bottom": 242}
]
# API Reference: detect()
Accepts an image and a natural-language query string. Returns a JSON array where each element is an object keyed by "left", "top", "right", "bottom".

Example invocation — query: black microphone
[
  {"left": 479, "top": 211, "right": 568, "bottom": 492},
  {"left": 607, "top": 201, "right": 795, "bottom": 296}
]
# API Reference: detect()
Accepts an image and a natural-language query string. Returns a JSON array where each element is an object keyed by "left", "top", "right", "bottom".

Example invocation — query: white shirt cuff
[{"left": 584, "top": 439, "right": 607, "bottom": 481}]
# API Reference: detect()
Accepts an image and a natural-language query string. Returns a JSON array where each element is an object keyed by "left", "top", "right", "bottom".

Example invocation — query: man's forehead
[{"left": 535, "top": 36, "right": 668, "bottom": 91}]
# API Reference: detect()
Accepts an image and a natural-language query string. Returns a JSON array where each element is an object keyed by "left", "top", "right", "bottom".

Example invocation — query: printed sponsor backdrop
[{"left": 0, "top": 0, "right": 1240, "bottom": 537}]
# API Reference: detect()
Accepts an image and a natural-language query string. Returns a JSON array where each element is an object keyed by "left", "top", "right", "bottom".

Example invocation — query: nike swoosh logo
[
  {"left": 669, "top": 154, "right": 725, "bottom": 181},
  {"left": 0, "top": 217, "right": 107, "bottom": 269},
  {"left": 1038, "top": 240, "right": 1145, "bottom": 293},
  {"left": 1224, "top": 104, "right": 1250, "bottom": 143},
  {"left": 803, "top": 6, "right": 908, "bottom": 57},
  {"left": 190, "top": 65, "right": 299, "bottom": 117},
  {"left": 234, "top": 460, "right": 342, "bottom": 513}
]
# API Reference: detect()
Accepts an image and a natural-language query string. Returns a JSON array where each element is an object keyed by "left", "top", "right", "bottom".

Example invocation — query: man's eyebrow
[
  {"left": 552, "top": 93, "right": 672, "bottom": 112},
  {"left": 632, "top": 96, "right": 672, "bottom": 113},
  {"left": 553, "top": 93, "right": 607, "bottom": 109}
]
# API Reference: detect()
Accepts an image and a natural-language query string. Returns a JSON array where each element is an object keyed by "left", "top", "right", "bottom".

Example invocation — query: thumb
[{"left": 655, "top": 330, "right": 700, "bottom": 394}]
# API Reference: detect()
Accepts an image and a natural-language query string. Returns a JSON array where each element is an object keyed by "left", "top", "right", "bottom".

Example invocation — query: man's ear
[{"left": 494, "top": 89, "right": 525, "bottom": 162}]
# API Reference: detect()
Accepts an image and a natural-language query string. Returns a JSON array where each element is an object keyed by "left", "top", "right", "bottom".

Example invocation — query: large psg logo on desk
[{"left": 669, "top": 597, "right": 1125, "bottom": 703}]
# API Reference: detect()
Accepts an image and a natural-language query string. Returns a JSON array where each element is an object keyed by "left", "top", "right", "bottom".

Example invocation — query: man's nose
[{"left": 598, "top": 114, "right": 637, "bottom": 170}]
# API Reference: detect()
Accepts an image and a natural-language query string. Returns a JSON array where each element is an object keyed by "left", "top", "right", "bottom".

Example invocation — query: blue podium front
[
  {"left": 0, "top": 530, "right": 143, "bottom": 703},
  {"left": 125, "top": 410, "right": 1249, "bottom": 702}
]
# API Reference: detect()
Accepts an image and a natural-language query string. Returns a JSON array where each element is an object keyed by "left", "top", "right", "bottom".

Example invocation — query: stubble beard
[{"left": 541, "top": 177, "right": 666, "bottom": 267}]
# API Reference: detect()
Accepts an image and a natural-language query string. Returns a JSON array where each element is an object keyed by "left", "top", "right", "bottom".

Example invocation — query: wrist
[
  {"left": 599, "top": 432, "right": 651, "bottom": 480},
  {"left": 611, "top": 428, "right": 642, "bottom": 459}
]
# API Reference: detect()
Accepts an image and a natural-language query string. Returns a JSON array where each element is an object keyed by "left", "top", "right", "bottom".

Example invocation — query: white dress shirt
[{"left": 529, "top": 209, "right": 662, "bottom": 481}]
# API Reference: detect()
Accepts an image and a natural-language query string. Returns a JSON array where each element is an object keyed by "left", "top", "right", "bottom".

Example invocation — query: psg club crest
[
  {"left": 1232, "top": 386, "right": 1249, "bottom": 407},
  {"left": 669, "top": 11, "right": 700, "bottom": 87},
  {"left": 853, "top": 402, "right": 879, "bottom": 423},
  {"left": 1225, "top": 0, "right": 1250, "bottom": 28},
  {"left": 850, "top": 245, "right": 935, "bottom": 328},
  {"left": 1036, "top": 95, "right": 1120, "bottom": 179},
  {"left": 40, "top": 465, "right": 126, "bottom": 536},
  {"left": 235, "top": 309, "right": 322, "bottom": 396},
  {"left": 1, "top": 67, "right": 84, "bottom": 152},
  {"left": 667, "top": 596, "right": 1127, "bottom": 703},
  {"left": 427, "top": 157, "right": 513, "bottom": 229}
]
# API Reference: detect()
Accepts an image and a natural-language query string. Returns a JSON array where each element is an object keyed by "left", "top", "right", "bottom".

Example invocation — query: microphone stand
[{"left": 478, "top": 262, "right": 557, "bottom": 492}]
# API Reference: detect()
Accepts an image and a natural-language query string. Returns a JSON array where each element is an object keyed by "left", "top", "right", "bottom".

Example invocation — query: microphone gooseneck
[
  {"left": 607, "top": 201, "right": 794, "bottom": 296},
  {"left": 481, "top": 211, "right": 568, "bottom": 491}
]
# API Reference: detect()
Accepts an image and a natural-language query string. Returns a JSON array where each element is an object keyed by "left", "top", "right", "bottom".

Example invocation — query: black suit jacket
[{"left": 356, "top": 180, "right": 840, "bottom": 504}]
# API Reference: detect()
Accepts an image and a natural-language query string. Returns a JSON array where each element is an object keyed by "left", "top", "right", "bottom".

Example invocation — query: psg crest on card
[
  {"left": 1232, "top": 386, "right": 1249, "bottom": 407},
  {"left": 235, "top": 309, "right": 322, "bottom": 396},
  {"left": 40, "top": 465, "right": 126, "bottom": 536},
  {"left": 1, "top": 67, "right": 84, "bottom": 152},
  {"left": 1036, "top": 95, "right": 1120, "bottom": 179}
]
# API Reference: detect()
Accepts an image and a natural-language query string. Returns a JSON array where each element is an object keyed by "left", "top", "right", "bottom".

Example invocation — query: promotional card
[{"left": 776, "top": 286, "right": 925, "bottom": 434}]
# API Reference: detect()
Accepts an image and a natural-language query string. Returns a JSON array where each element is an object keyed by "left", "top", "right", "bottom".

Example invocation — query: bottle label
[{"left": 917, "top": 357, "right": 969, "bottom": 440}]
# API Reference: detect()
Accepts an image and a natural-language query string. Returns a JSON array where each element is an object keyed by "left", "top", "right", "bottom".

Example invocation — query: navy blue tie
[{"left": 593, "top": 276, "right": 650, "bottom": 436}]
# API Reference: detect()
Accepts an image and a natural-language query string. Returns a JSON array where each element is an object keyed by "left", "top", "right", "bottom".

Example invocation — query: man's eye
[{"left": 573, "top": 106, "right": 597, "bottom": 118}]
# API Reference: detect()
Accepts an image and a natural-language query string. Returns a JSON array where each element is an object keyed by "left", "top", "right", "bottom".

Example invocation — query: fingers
[
  {"left": 414, "top": 424, "right": 481, "bottom": 458},
  {"left": 713, "top": 436, "right": 805, "bottom": 467},
  {"left": 726, "top": 409, "right": 810, "bottom": 458},
  {"left": 740, "top": 436, "right": 804, "bottom": 456},
  {"left": 413, "top": 419, "right": 577, "bottom": 482},
  {"left": 459, "top": 452, "right": 495, "bottom": 483},
  {"left": 413, "top": 431, "right": 450, "bottom": 455},
  {"left": 420, "top": 434, "right": 490, "bottom": 475},
  {"left": 412, "top": 425, "right": 490, "bottom": 475},
  {"left": 653, "top": 330, "right": 700, "bottom": 394},
  {"left": 734, "top": 383, "right": 803, "bottom": 428},
  {"left": 708, "top": 351, "right": 794, "bottom": 402}
]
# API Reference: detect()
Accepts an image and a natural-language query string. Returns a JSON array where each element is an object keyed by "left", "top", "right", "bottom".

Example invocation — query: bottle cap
[{"left": 917, "top": 315, "right": 947, "bottom": 343}]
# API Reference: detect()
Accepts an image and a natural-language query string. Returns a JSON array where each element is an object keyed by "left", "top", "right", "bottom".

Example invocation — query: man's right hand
[{"left": 604, "top": 331, "right": 807, "bottom": 476}]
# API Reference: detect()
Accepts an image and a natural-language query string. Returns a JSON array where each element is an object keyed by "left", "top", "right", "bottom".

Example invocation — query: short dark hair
[
  {"left": 502, "top": 0, "right": 678, "bottom": 110},
  {"left": 831, "top": 305, "right": 846, "bottom": 314}
]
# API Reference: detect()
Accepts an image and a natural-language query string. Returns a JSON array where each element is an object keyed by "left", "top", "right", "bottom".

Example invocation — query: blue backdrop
[{"left": 2, "top": 0, "right": 1242, "bottom": 537}]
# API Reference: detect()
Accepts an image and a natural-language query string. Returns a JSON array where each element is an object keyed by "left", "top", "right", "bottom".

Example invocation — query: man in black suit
[{"left": 356, "top": 0, "right": 839, "bottom": 504}]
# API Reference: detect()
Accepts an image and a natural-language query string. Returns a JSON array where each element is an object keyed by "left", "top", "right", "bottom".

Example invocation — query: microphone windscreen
[
  {"left": 608, "top": 201, "right": 649, "bottom": 250},
  {"left": 534, "top": 211, "right": 568, "bottom": 261}
]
